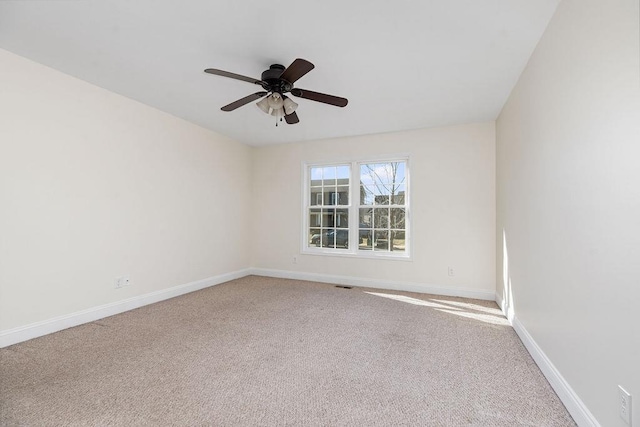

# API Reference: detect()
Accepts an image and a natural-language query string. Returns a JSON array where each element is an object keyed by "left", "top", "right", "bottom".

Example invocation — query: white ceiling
[{"left": 0, "top": 0, "right": 559, "bottom": 146}]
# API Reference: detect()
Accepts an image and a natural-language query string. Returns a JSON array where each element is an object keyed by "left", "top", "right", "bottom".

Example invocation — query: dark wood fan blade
[
  {"left": 204, "top": 69, "right": 265, "bottom": 85},
  {"left": 284, "top": 111, "right": 300, "bottom": 124},
  {"left": 291, "top": 88, "right": 348, "bottom": 107},
  {"left": 221, "top": 92, "right": 267, "bottom": 111},
  {"left": 279, "top": 59, "right": 315, "bottom": 84}
]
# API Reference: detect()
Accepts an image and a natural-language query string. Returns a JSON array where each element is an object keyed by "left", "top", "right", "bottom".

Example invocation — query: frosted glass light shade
[
  {"left": 256, "top": 97, "right": 271, "bottom": 114},
  {"left": 270, "top": 107, "right": 285, "bottom": 118},
  {"left": 283, "top": 98, "right": 298, "bottom": 115},
  {"left": 267, "top": 93, "right": 284, "bottom": 109}
]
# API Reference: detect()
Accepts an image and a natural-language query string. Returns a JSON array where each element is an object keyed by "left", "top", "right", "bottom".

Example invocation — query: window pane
[
  {"left": 359, "top": 207, "right": 373, "bottom": 250},
  {"left": 381, "top": 164, "right": 397, "bottom": 184},
  {"left": 336, "top": 165, "right": 350, "bottom": 180},
  {"left": 390, "top": 230, "right": 406, "bottom": 252},
  {"left": 322, "top": 228, "right": 336, "bottom": 248},
  {"left": 359, "top": 164, "right": 374, "bottom": 186},
  {"left": 359, "top": 208, "right": 372, "bottom": 228},
  {"left": 361, "top": 163, "right": 395, "bottom": 185},
  {"left": 336, "top": 186, "right": 349, "bottom": 205},
  {"left": 360, "top": 185, "right": 375, "bottom": 205},
  {"left": 322, "top": 209, "right": 336, "bottom": 227},
  {"left": 393, "top": 162, "right": 406, "bottom": 185},
  {"left": 335, "top": 229, "right": 349, "bottom": 249},
  {"left": 374, "top": 194, "right": 390, "bottom": 205},
  {"left": 309, "top": 208, "right": 321, "bottom": 227},
  {"left": 373, "top": 208, "right": 389, "bottom": 229},
  {"left": 324, "top": 186, "right": 337, "bottom": 205},
  {"left": 374, "top": 230, "right": 389, "bottom": 251},
  {"left": 360, "top": 163, "right": 385, "bottom": 185},
  {"left": 322, "top": 166, "right": 336, "bottom": 182},
  {"left": 336, "top": 209, "right": 348, "bottom": 228},
  {"left": 310, "top": 188, "right": 322, "bottom": 206},
  {"left": 359, "top": 234, "right": 372, "bottom": 249},
  {"left": 391, "top": 184, "right": 406, "bottom": 205},
  {"left": 310, "top": 167, "right": 323, "bottom": 181},
  {"left": 361, "top": 161, "right": 405, "bottom": 189},
  {"left": 309, "top": 228, "right": 321, "bottom": 247},
  {"left": 390, "top": 208, "right": 405, "bottom": 230}
]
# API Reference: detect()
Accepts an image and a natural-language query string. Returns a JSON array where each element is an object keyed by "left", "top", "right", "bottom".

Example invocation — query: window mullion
[{"left": 350, "top": 161, "right": 357, "bottom": 252}]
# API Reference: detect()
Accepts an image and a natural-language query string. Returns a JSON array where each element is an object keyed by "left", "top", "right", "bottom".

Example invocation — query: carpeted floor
[{"left": 0, "top": 276, "right": 575, "bottom": 426}]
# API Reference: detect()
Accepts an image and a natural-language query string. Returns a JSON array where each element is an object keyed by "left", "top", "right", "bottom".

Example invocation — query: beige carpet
[{"left": 0, "top": 276, "right": 575, "bottom": 426}]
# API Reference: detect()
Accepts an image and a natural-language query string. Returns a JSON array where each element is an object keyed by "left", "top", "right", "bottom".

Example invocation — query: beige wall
[
  {"left": 252, "top": 123, "right": 496, "bottom": 294},
  {"left": 0, "top": 49, "right": 252, "bottom": 331},
  {"left": 496, "top": 0, "right": 640, "bottom": 425}
]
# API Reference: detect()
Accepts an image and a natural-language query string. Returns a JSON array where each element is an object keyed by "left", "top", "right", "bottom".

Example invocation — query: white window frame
[{"left": 301, "top": 157, "right": 411, "bottom": 260}]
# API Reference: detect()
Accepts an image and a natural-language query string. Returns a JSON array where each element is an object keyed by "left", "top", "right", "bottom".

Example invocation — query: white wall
[
  {"left": 251, "top": 123, "right": 496, "bottom": 297},
  {"left": 0, "top": 49, "right": 252, "bottom": 332},
  {"left": 496, "top": 0, "right": 640, "bottom": 425}
]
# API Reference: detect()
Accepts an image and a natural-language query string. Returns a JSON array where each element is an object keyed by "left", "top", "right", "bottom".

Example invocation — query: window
[
  {"left": 358, "top": 162, "right": 407, "bottom": 253},
  {"left": 308, "top": 165, "right": 351, "bottom": 249},
  {"left": 304, "top": 159, "right": 409, "bottom": 258}
]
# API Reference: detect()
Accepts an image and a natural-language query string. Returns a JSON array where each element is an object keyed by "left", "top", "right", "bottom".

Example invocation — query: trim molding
[
  {"left": 495, "top": 291, "right": 504, "bottom": 311},
  {"left": 0, "top": 268, "right": 251, "bottom": 348},
  {"left": 249, "top": 268, "right": 496, "bottom": 300},
  {"left": 511, "top": 317, "right": 600, "bottom": 427}
]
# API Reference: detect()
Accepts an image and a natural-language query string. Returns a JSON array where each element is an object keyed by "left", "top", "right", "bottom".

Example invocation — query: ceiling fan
[{"left": 204, "top": 58, "right": 348, "bottom": 125}]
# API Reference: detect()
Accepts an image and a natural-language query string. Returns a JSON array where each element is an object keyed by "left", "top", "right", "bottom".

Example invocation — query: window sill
[{"left": 302, "top": 247, "right": 412, "bottom": 261}]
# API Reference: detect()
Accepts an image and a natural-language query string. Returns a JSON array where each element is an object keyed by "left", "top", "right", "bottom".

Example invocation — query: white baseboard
[
  {"left": 249, "top": 268, "right": 496, "bottom": 301},
  {"left": 495, "top": 291, "right": 504, "bottom": 312},
  {"left": 512, "top": 317, "right": 600, "bottom": 427},
  {"left": 495, "top": 290, "right": 516, "bottom": 323},
  {"left": 0, "top": 268, "right": 251, "bottom": 348}
]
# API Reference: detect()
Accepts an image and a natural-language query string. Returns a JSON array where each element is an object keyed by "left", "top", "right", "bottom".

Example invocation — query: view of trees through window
[
  {"left": 306, "top": 160, "right": 408, "bottom": 255},
  {"left": 358, "top": 162, "right": 406, "bottom": 252}
]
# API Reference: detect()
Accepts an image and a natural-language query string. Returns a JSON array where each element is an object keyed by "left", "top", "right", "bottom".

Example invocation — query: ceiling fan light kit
[
  {"left": 204, "top": 58, "right": 348, "bottom": 126},
  {"left": 266, "top": 92, "right": 284, "bottom": 110},
  {"left": 256, "top": 94, "right": 299, "bottom": 118},
  {"left": 256, "top": 97, "right": 271, "bottom": 114},
  {"left": 283, "top": 97, "right": 298, "bottom": 115}
]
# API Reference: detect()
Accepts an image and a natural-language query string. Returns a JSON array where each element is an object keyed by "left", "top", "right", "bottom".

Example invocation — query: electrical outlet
[
  {"left": 448, "top": 267, "right": 454, "bottom": 277},
  {"left": 293, "top": 256, "right": 297, "bottom": 264},
  {"left": 114, "top": 277, "right": 123, "bottom": 289},
  {"left": 619, "top": 385, "right": 632, "bottom": 425},
  {"left": 123, "top": 275, "right": 131, "bottom": 287}
]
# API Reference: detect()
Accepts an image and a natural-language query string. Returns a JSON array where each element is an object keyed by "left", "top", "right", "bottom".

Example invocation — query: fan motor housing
[{"left": 261, "top": 64, "right": 292, "bottom": 93}]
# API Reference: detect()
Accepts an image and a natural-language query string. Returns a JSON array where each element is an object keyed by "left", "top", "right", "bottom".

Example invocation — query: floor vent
[{"left": 335, "top": 285, "right": 353, "bottom": 289}]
